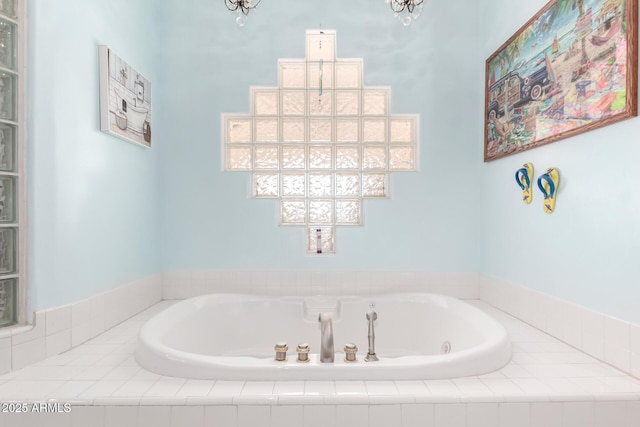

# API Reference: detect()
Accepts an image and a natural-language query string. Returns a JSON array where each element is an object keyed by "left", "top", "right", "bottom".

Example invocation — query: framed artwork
[
  {"left": 484, "top": 0, "right": 638, "bottom": 161},
  {"left": 99, "top": 46, "right": 152, "bottom": 148}
]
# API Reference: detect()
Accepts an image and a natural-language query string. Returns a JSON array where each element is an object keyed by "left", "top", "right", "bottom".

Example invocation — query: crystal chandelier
[
  {"left": 225, "top": 0, "right": 261, "bottom": 26},
  {"left": 385, "top": 0, "right": 424, "bottom": 26}
]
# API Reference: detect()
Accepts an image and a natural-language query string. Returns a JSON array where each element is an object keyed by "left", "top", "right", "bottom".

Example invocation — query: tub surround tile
[
  {"left": 1, "top": 300, "right": 640, "bottom": 426},
  {"left": 480, "top": 276, "right": 640, "bottom": 381},
  {"left": 270, "top": 405, "right": 304, "bottom": 427},
  {"left": 336, "top": 404, "right": 370, "bottom": 427},
  {"left": 204, "top": 405, "right": 237, "bottom": 427},
  {"left": 161, "top": 270, "right": 481, "bottom": 300},
  {"left": 138, "top": 405, "right": 171, "bottom": 427}
]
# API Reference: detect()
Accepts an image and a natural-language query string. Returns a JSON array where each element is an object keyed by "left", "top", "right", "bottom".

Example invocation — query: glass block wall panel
[
  {"left": 306, "top": 32, "right": 336, "bottom": 62},
  {"left": 362, "top": 174, "right": 387, "bottom": 198},
  {"left": 335, "top": 200, "right": 362, "bottom": 225},
  {"left": 0, "top": 175, "right": 15, "bottom": 222},
  {"left": 363, "top": 119, "right": 387, "bottom": 143},
  {"left": 0, "top": 124, "right": 15, "bottom": 172},
  {"left": 282, "top": 118, "right": 305, "bottom": 142},
  {"left": 221, "top": 30, "right": 418, "bottom": 253},
  {"left": 390, "top": 146, "right": 415, "bottom": 170},
  {"left": 0, "top": 19, "right": 16, "bottom": 71},
  {"left": 309, "top": 200, "right": 334, "bottom": 224},
  {"left": 335, "top": 173, "right": 360, "bottom": 197},
  {"left": 308, "top": 173, "right": 332, "bottom": 197},
  {"left": 390, "top": 118, "right": 415, "bottom": 143},
  {"left": 335, "top": 62, "right": 362, "bottom": 89},
  {"left": 253, "top": 146, "right": 279, "bottom": 170},
  {"left": 363, "top": 90, "right": 388, "bottom": 116},
  {"left": 0, "top": 72, "right": 16, "bottom": 121},
  {"left": 362, "top": 146, "right": 387, "bottom": 170},
  {"left": 281, "top": 146, "right": 305, "bottom": 169},
  {"left": 0, "top": 278, "right": 16, "bottom": 327},
  {"left": 336, "top": 119, "right": 359, "bottom": 143},
  {"left": 253, "top": 173, "right": 279, "bottom": 198},
  {"left": 226, "top": 146, "right": 252, "bottom": 170},
  {"left": 282, "top": 173, "right": 306, "bottom": 197},
  {"left": 308, "top": 62, "right": 333, "bottom": 90},
  {"left": 335, "top": 146, "right": 360, "bottom": 170},
  {"left": 281, "top": 90, "right": 305, "bottom": 116},
  {"left": 279, "top": 61, "right": 306, "bottom": 89},
  {"left": 281, "top": 200, "right": 307, "bottom": 224},
  {"left": 227, "top": 118, "right": 252, "bottom": 143},
  {"left": 336, "top": 91, "right": 360, "bottom": 116},
  {"left": 254, "top": 119, "right": 278, "bottom": 143},
  {"left": 307, "top": 227, "right": 335, "bottom": 254},
  {"left": 0, "top": 227, "right": 15, "bottom": 274},
  {"left": 309, "top": 90, "right": 333, "bottom": 116},
  {"left": 0, "top": 0, "right": 22, "bottom": 326},
  {"left": 308, "top": 146, "right": 333, "bottom": 169},
  {"left": 254, "top": 90, "right": 279, "bottom": 116},
  {"left": 309, "top": 119, "right": 332, "bottom": 142}
]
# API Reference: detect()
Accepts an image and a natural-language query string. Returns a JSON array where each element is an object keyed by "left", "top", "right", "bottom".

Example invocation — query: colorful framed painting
[
  {"left": 484, "top": 0, "right": 638, "bottom": 161},
  {"left": 99, "top": 46, "right": 152, "bottom": 148}
]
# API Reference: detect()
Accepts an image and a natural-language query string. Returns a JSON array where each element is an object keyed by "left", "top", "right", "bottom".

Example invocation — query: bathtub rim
[{"left": 135, "top": 292, "right": 512, "bottom": 380}]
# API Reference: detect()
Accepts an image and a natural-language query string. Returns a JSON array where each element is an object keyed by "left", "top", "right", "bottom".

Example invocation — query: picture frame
[
  {"left": 484, "top": 0, "right": 638, "bottom": 161},
  {"left": 99, "top": 46, "right": 152, "bottom": 148}
]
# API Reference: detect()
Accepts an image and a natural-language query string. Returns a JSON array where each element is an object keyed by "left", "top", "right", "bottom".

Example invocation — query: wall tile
[
  {"left": 11, "top": 337, "right": 46, "bottom": 370},
  {"left": 303, "top": 405, "right": 336, "bottom": 427},
  {"left": 563, "top": 402, "right": 594, "bottom": 427},
  {"left": 45, "top": 305, "right": 72, "bottom": 336},
  {"left": 594, "top": 401, "right": 626, "bottom": 427},
  {"left": 336, "top": 405, "right": 369, "bottom": 427},
  {"left": 271, "top": 405, "right": 304, "bottom": 427},
  {"left": 530, "top": 402, "right": 562, "bottom": 427},
  {"left": 0, "top": 338, "right": 11, "bottom": 375},
  {"left": 11, "top": 311, "right": 46, "bottom": 345},
  {"left": 170, "top": 406, "right": 204, "bottom": 427},
  {"left": 237, "top": 405, "right": 270, "bottom": 427},
  {"left": 467, "top": 403, "right": 499, "bottom": 427},
  {"left": 105, "top": 406, "right": 138, "bottom": 427},
  {"left": 369, "top": 405, "right": 401, "bottom": 427},
  {"left": 402, "top": 403, "right": 434, "bottom": 427},
  {"left": 499, "top": 403, "right": 530, "bottom": 427},
  {"left": 71, "top": 405, "right": 105, "bottom": 427},
  {"left": 46, "top": 329, "right": 72, "bottom": 358},
  {"left": 204, "top": 406, "right": 237, "bottom": 427},
  {"left": 434, "top": 404, "right": 466, "bottom": 427},
  {"left": 138, "top": 406, "right": 171, "bottom": 427}
]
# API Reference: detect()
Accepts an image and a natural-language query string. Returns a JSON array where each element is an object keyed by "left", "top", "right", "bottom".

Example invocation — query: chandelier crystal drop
[
  {"left": 225, "top": 0, "right": 261, "bottom": 26},
  {"left": 385, "top": 0, "right": 424, "bottom": 26}
]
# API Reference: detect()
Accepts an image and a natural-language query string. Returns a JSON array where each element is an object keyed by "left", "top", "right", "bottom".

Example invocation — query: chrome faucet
[
  {"left": 318, "top": 312, "right": 334, "bottom": 363},
  {"left": 365, "top": 311, "right": 379, "bottom": 362}
]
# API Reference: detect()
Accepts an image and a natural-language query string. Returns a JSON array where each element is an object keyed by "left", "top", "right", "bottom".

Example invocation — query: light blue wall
[
  {"left": 479, "top": 1, "right": 640, "bottom": 324},
  {"left": 27, "top": 0, "right": 161, "bottom": 311},
  {"left": 25, "top": 1, "right": 640, "bottom": 324},
  {"left": 157, "top": 0, "right": 482, "bottom": 272}
]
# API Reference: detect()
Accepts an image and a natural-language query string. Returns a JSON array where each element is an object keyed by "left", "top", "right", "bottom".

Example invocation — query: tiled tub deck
[{"left": 0, "top": 300, "right": 638, "bottom": 427}]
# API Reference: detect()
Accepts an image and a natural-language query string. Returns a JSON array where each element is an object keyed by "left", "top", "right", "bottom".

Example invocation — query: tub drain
[{"left": 441, "top": 341, "right": 451, "bottom": 354}]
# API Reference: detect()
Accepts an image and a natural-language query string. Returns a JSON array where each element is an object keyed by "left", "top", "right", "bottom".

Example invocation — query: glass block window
[
  {"left": 222, "top": 30, "right": 418, "bottom": 254},
  {"left": 0, "top": 0, "right": 23, "bottom": 327}
]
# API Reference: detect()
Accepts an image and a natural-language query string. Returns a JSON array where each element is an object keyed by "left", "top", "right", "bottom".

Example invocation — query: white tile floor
[{"left": 0, "top": 300, "right": 639, "bottom": 426}]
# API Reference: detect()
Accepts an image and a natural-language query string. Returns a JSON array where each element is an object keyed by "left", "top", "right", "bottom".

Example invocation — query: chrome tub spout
[{"left": 318, "top": 313, "right": 334, "bottom": 363}]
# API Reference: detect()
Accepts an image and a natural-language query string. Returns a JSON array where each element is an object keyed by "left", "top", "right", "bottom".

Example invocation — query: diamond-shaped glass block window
[{"left": 222, "top": 30, "right": 418, "bottom": 253}]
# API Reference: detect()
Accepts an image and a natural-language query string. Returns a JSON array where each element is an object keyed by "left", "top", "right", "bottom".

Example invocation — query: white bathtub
[{"left": 135, "top": 293, "right": 511, "bottom": 380}]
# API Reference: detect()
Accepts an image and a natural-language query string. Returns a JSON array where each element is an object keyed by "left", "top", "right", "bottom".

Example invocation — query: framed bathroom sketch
[
  {"left": 484, "top": 0, "right": 638, "bottom": 161},
  {"left": 99, "top": 46, "right": 152, "bottom": 148}
]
